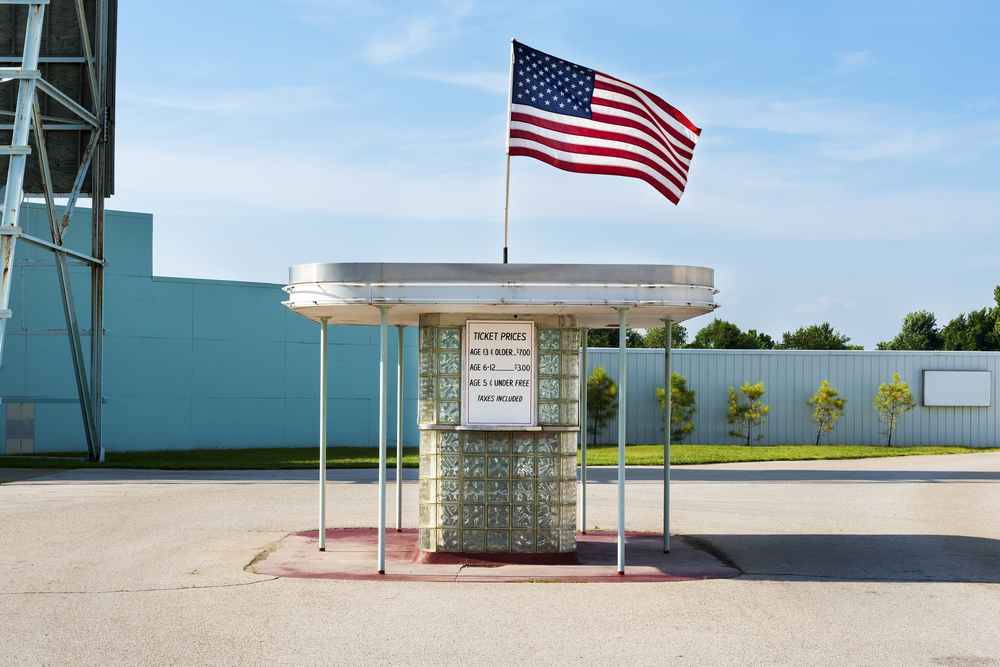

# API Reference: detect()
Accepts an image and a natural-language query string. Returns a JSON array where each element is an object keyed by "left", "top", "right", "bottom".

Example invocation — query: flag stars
[{"left": 512, "top": 42, "right": 595, "bottom": 120}]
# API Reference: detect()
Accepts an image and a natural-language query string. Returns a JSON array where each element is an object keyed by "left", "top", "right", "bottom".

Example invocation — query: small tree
[
  {"left": 727, "top": 381, "right": 769, "bottom": 446},
  {"left": 807, "top": 381, "right": 846, "bottom": 445},
  {"left": 873, "top": 373, "right": 915, "bottom": 447},
  {"left": 654, "top": 372, "right": 697, "bottom": 443},
  {"left": 586, "top": 364, "right": 618, "bottom": 444}
]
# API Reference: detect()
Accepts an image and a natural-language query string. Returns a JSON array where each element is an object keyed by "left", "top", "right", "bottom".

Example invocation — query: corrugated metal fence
[{"left": 584, "top": 349, "right": 999, "bottom": 447}]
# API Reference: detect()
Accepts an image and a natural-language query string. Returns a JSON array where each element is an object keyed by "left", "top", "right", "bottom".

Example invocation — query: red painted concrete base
[
  {"left": 251, "top": 529, "right": 740, "bottom": 583},
  {"left": 413, "top": 550, "right": 581, "bottom": 565}
]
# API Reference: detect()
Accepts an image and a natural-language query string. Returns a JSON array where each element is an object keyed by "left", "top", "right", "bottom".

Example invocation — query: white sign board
[
  {"left": 464, "top": 320, "right": 535, "bottom": 425},
  {"left": 922, "top": 370, "right": 992, "bottom": 407}
]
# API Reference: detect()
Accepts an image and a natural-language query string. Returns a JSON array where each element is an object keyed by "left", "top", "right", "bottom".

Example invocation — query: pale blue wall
[{"left": 0, "top": 204, "right": 418, "bottom": 452}]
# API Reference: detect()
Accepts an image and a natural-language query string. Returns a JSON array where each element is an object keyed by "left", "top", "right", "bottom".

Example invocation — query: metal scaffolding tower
[{"left": 0, "top": 0, "right": 116, "bottom": 461}]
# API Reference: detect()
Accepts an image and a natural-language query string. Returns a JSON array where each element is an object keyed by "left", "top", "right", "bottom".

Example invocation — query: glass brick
[
  {"left": 419, "top": 352, "right": 435, "bottom": 376},
  {"left": 560, "top": 481, "right": 577, "bottom": 504},
  {"left": 439, "top": 504, "right": 459, "bottom": 527},
  {"left": 464, "top": 432, "right": 485, "bottom": 452},
  {"left": 487, "top": 480, "right": 510, "bottom": 503},
  {"left": 438, "top": 377, "right": 460, "bottom": 399},
  {"left": 440, "top": 455, "right": 459, "bottom": 478},
  {"left": 438, "top": 353, "right": 460, "bottom": 375},
  {"left": 439, "top": 529, "right": 460, "bottom": 552},
  {"left": 512, "top": 505, "right": 533, "bottom": 528},
  {"left": 419, "top": 503, "right": 433, "bottom": 528},
  {"left": 513, "top": 432, "right": 535, "bottom": 454},
  {"left": 419, "top": 327, "right": 436, "bottom": 350},
  {"left": 418, "top": 401, "right": 435, "bottom": 425},
  {"left": 463, "top": 435, "right": 485, "bottom": 454},
  {"left": 512, "top": 481, "right": 534, "bottom": 503},
  {"left": 487, "top": 505, "right": 510, "bottom": 528},
  {"left": 562, "top": 353, "right": 580, "bottom": 377},
  {"left": 487, "top": 432, "right": 510, "bottom": 453},
  {"left": 562, "top": 379, "right": 580, "bottom": 401},
  {"left": 560, "top": 433, "right": 578, "bottom": 455},
  {"left": 539, "top": 329, "right": 561, "bottom": 350},
  {"left": 537, "top": 530, "right": 558, "bottom": 553},
  {"left": 463, "top": 505, "right": 485, "bottom": 528},
  {"left": 462, "top": 480, "right": 485, "bottom": 503},
  {"left": 487, "top": 456, "right": 510, "bottom": 479},
  {"left": 537, "top": 480, "right": 559, "bottom": 503},
  {"left": 419, "top": 455, "right": 435, "bottom": 477},
  {"left": 438, "top": 402, "right": 459, "bottom": 424},
  {"left": 538, "top": 403, "right": 560, "bottom": 424},
  {"left": 563, "top": 329, "right": 580, "bottom": 350},
  {"left": 512, "top": 529, "right": 534, "bottom": 553},
  {"left": 537, "top": 433, "right": 559, "bottom": 454},
  {"left": 561, "top": 505, "right": 577, "bottom": 528},
  {"left": 537, "top": 457, "right": 557, "bottom": 478},
  {"left": 440, "top": 432, "right": 460, "bottom": 453},
  {"left": 539, "top": 354, "right": 560, "bottom": 376},
  {"left": 439, "top": 327, "right": 461, "bottom": 350},
  {"left": 464, "top": 456, "right": 485, "bottom": 478},
  {"left": 439, "top": 479, "right": 460, "bottom": 503},
  {"left": 513, "top": 456, "right": 534, "bottom": 479},
  {"left": 562, "top": 402, "right": 579, "bottom": 426},
  {"left": 560, "top": 529, "right": 577, "bottom": 553},
  {"left": 540, "top": 378, "right": 560, "bottom": 400},
  {"left": 487, "top": 529, "right": 510, "bottom": 553},
  {"left": 419, "top": 431, "right": 435, "bottom": 454},
  {"left": 561, "top": 455, "right": 578, "bottom": 479},
  {"left": 536, "top": 504, "right": 558, "bottom": 528},
  {"left": 419, "top": 528, "right": 434, "bottom": 551},
  {"left": 419, "top": 377, "right": 435, "bottom": 400},
  {"left": 463, "top": 530, "right": 485, "bottom": 553},
  {"left": 419, "top": 479, "right": 435, "bottom": 503}
]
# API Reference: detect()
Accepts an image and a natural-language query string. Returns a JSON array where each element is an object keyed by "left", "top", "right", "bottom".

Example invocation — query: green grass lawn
[
  {"left": 2, "top": 443, "right": 997, "bottom": 470},
  {"left": 581, "top": 444, "right": 999, "bottom": 466}
]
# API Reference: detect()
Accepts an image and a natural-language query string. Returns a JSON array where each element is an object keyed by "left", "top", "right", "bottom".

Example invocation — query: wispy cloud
[
  {"left": 123, "top": 86, "right": 333, "bottom": 115},
  {"left": 367, "top": 18, "right": 440, "bottom": 64},
  {"left": 836, "top": 51, "right": 874, "bottom": 73},
  {"left": 364, "top": 2, "right": 475, "bottom": 64},
  {"left": 411, "top": 69, "right": 508, "bottom": 94},
  {"left": 691, "top": 92, "right": 999, "bottom": 166}
]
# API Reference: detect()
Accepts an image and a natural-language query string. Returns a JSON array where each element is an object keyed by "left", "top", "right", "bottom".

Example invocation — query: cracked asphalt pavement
[{"left": 2, "top": 454, "right": 1000, "bottom": 666}]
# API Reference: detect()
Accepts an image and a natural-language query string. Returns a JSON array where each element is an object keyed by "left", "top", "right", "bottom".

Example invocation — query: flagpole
[{"left": 503, "top": 38, "right": 515, "bottom": 264}]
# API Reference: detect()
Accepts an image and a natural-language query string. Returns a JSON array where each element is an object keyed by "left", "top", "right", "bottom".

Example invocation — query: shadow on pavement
[{"left": 695, "top": 533, "right": 1000, "bottom": 583}]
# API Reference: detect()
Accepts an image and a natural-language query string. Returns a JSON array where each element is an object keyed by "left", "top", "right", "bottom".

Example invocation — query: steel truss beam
[{"left": 0, "top": 1, "right": 110, "bottom": 461}]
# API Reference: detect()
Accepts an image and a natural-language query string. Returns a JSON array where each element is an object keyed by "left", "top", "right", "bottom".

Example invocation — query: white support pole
[
  {"left": 377, "top": 306, "right": 390, "bottom": 574},
  {"left": 502, "top": 39, "right": 515, "bottom": 264},
  {"left": 663, "top": 319, "right": 673, "bottom": 553},
  {"left": 396, "top": 324, "right": 404, "bottom": 532},
  {"left": 318, "top": 317, "right": 328, "bottom": 551},
  {"left": 580, "top": 328, "right": 588, "bottom": 535},
  {"left": 617, "top": 308, "right": 628, "bottom": 575}
]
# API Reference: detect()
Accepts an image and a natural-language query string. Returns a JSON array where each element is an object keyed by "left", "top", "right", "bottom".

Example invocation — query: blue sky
[{"left": 108, "top": 1, "right": 1000, "bottom": 348}]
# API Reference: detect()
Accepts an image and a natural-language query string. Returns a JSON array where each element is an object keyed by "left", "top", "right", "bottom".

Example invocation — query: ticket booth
[{"left": 283, "top": 263, "right": 718, "bottom": 569}]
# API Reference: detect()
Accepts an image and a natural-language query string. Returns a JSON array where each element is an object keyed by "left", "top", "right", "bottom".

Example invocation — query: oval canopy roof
[{"left": 283, "top": 263, "right": 720, "bottom": 328}]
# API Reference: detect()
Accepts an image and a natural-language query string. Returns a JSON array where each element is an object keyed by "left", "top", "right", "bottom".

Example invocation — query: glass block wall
[
  {"left": 417, "top": 316, "right": 581, "bottom": 554},
  {"left": 418, "top": 430, "right": 578, "bottom": 553}
]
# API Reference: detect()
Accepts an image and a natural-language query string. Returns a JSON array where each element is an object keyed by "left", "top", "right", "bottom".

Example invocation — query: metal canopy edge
[
  {"left": 288, "top": 262, "right": 714, "bottom": 287},
  {"left": 283, "top": 263, "right": 720, "bottom": 328}
]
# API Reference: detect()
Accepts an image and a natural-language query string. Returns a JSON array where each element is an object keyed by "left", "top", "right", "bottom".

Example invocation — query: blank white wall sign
[{"left": 923, "top": 370, "right": 992, "bottom": 407}]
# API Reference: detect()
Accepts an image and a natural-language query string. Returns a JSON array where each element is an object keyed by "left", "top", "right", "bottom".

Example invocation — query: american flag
[{"left": 507, "top": 41, "right": 701, "bottom": 204}]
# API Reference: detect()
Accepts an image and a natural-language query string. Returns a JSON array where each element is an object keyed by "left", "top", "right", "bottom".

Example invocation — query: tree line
[{"left": 584, "top": 285, "right": 1000, "bottom": 352}]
